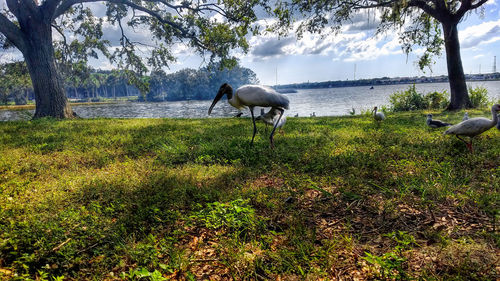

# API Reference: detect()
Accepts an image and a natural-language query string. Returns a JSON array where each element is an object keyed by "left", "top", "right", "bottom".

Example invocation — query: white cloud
[{"left": 459, "top": 19, "right": 500, "bottom": 49}]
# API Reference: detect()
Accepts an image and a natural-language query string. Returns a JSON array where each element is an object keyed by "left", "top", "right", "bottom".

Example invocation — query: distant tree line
[
  {"left": 0, "top": 62, "right": 258, "bottom": 105},
  {"left": 0, "top": 62, "right": 32, "bottom": 105},
  {"left": 144, "top": 65, "right": 258, "bottom": 102}
]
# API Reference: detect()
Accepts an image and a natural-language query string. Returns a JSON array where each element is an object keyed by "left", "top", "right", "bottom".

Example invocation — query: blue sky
[
  {"left": 240, "top": 1, "right": 500, "bottom": 85},
  {"left": 1, "top": 1, "right": 499, "bottom": 86}
]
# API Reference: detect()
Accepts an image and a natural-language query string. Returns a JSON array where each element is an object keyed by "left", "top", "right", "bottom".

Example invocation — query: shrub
[
  {"left": 190, "top": 199, "right": 260, "bottom": 238},
  {"left": 390, "top": 85, "right": 450, "bottom": 111},
  {"left": 389, "top": 84, "right": 427, "bottom": 112},
  {"left": 424, "top": 90, "right": 449, "bottom": 109},
  {"left": 468, "top": 85, "right": 489, "bottom": 108}
]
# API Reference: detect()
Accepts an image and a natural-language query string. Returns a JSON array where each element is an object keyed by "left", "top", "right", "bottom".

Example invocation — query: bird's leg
[
  {"left": 250, "top": 107, "right": 257, "bottom": 146},
  {"left": 269, "top": 108, "right": 284, "bottom": 149},
  {"left": 467, "top": 138, "right": 474, "bottom": 153},
  {"left": 456, "top": 135, "right": 473, "bottom": 152}
]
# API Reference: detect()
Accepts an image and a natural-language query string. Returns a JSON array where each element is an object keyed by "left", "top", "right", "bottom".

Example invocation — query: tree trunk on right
[{"left": 442, "top": 22, "right": 471, "bottom": 110}]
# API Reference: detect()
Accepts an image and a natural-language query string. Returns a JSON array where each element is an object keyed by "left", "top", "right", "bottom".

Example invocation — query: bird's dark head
[
  {"left": 427, "top": 114, "right": 432, "bottom": 119},
  {"left": 208, "top": 83, "right": 233, "bottom": 115},
  {"left": 372, "top": 106, "right": 378, "bottom": 112}
]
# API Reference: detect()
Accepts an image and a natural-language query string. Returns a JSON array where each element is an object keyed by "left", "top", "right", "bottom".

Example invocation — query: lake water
[{"left": 2, "top": 81, "right": 500, "bottom": 121}]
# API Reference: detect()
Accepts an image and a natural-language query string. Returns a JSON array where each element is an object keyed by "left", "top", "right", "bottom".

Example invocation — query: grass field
[{"left": 0, "top": 110, "right": 498, "bottom": 280}]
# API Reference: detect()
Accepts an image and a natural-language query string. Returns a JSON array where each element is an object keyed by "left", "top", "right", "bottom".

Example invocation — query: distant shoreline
[
  {"left": 1, "top": 75, "right": 499, "bottom": 111},
  {"left": 273, "top": 73, "right": 500, "bottom": 91}
]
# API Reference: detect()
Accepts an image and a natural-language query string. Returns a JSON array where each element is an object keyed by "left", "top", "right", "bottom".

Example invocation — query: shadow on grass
[{"left": 0, "top": 114, "right": 498, "bottom": 279}]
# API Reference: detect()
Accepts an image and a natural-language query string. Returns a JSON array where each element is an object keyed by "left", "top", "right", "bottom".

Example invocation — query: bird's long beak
[{"left": 208, "top": 88, "right": 225, "bottom": 115}]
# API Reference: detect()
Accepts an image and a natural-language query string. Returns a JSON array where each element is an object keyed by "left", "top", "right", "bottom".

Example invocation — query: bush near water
[{"left": 389, "top": 84, "right": 497, "bottom": 112}]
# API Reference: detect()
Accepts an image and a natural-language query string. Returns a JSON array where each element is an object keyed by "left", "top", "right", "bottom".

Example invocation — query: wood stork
[
  {"left": 444, "top": 104, "right": 500, "bottom": 151},
  {"left": 310, "top": 112, "right": 316, "bottom": 117},
  {"left": 462, "top": 112, "right": 469, "bottom": 121},
  {"left": 256, "top": 107, "right": 287, "bottom": 133},
  {"left": 497, "top": 114, "right": 500, "bottom": 130},
  {"left": 208, "top": 83, "right": 290, "bottom": 147},
  {"left": 426, "top": 114, "right": 452, "bottom": 128},
  {"left": 372, "top": 106, "right": 385, "bottom": 121}
]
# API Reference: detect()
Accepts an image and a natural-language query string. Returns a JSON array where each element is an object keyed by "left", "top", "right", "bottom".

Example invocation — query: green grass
[{"left": 0, "top": 110, "right": 498, "bottom": 280}]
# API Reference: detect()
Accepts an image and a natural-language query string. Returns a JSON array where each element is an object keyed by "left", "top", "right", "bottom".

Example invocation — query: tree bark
[
  {"left": 442, "top": 22, "right": 471, "bottom": 110},
  {"left": 20, "top": 18, "right": 74, "bottom": 118}
]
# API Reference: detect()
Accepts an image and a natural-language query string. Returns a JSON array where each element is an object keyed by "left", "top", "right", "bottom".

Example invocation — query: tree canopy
[
  {"left": 145, "top": 64, "right": 259, "bottom": 101},
  {"left": 0, "top": 0, "right": 261, "bottom": 118}
]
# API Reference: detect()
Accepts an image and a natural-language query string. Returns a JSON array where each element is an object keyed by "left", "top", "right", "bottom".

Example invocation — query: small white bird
[
  {"left": 372, "top": 106, "right": 385, "bottom": 122},
  {"left": 256, "top": 108, "right": 287, "bottom": 133},
  {"left": 208, "top": 83, "right": 289, "bottom": 147},
  {"left": 462, "top": 112, "right": 469, "bottom": 121},
  {"left": 444, "top": 104, "right": 500, "bottom": 152},
  {"left": 426, "top": 114, "right": 452, "bottom": 128}
]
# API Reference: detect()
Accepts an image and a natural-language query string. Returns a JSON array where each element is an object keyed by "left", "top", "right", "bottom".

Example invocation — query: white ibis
[
  {"left": 256, "top": 107, "right": 287, "bottom": 133},
  {"left": 208, "top": 83, "right": 289, "bottom": 147},
  {"left": 444, "top": 104, "right": 500, "bottom": 151},
  {"left": 426, "top": 114, "right": 452, "bottom": 128},
  {"left": 256, "top": 108, "right": 271, "bottom": 132},
  {"left": 372, "top": 106, "right": 385, "bottom": 121},
  {"left": 462, "top": 112, "right": 469, "bottom": 121}
]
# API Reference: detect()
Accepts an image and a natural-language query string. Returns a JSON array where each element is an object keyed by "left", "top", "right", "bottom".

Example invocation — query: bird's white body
[
  {"left": 257, "top": 108, "right": 287, "bottom": 129},
  {"left": 373, "top": 107, "right": 385, "bottom": 121},
  {"left": 444, "top": 104, "right": 500, "bottom": 151},
  {"left": 462, "top": 112, "right": 469, "bottom": 121},
  {"left": 208, "top": 83, "right": 289, "bottom": 147},
  {"left": 227, "top": 85, "right": 290, "bottom": 111},
  {"left": 445, "top": 116, "right": 498, "bottom": 137}
]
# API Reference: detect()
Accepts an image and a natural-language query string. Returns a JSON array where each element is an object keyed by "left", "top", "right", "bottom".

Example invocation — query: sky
[{"left": 1, "top": 1, "right": 500, "bottom": 86}]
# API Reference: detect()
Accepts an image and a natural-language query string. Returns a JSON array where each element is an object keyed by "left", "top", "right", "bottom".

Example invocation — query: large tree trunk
[
  {"left": 21, "top": 21, "right": 74, "bottom": 119},
  {"left": 443, "top": 22, "right": 471, "bottom": 110}
]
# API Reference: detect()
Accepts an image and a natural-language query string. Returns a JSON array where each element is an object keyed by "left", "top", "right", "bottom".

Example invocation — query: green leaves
[
  {"left": 191, "top": 199, "right": 260, "bottom": 238},
  {"left": 61, "top": 1, "right": 258, "bottom": 71}
]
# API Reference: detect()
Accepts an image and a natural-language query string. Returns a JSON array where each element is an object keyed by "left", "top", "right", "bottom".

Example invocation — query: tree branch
[
  {"left": 455, "top": 0, "right": 489, "bottom": 19},
  {"left": 5, "top": 0, "right": 21, "bottom": 19},
  {"left": 470, "top": 0, "right": 490, "bottom": 9},
  {"left": 0, "top": 13, "right": 26, "bottom": 53},
  {"left": 53, "top": 0, "right": 103, "bottom": 20},
  {"left": 351, "top": 0, "right": 399, "bottom": 9},
  {"left": 22, "top": 0, "right": 40, "bottom": 16},
  {"left": 408, "top": 0, "right": 443, "bottom": 22},
  {"left": 42, "top": 0, "right": 63, "bottom": 21}
]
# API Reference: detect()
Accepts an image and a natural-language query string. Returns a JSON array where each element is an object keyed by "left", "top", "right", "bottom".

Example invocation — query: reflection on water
[{"left": 2, "top": 81, "right": 500, "bottom": 121}]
